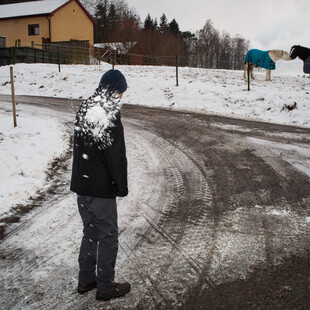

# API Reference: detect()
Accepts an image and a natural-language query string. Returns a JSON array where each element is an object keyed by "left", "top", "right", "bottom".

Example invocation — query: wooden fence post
[
  {"left": 98, "top": 48, "right": 101, "bottom": 66},
  {"left": 247, "top": 62, "right": 250, "bottom": 91},
  {"left": 13, "top": 40, "right": 17, "bottom": 65},
  {"left": 48, "top": 43, "right": 51, "bottom": 63},
  {"left": 10, "top": 66, "right": 17, "bottom": 128},
  {"left": 112, "top": 50, "right": 116, "bottom": 69},
  {"left": 176, "top": 54, "right": 179, "bottom": 86},
  {"left": 57, "top": 47, "right": 61, "bottom": 72}
]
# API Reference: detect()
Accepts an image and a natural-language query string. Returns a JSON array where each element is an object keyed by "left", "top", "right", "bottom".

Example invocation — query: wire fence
[
  {"left": 0, "top": 42, "right": 199, "bottom": 69},
  {"left": 0, "top": 41, "right": 306, "bottom": 76}
]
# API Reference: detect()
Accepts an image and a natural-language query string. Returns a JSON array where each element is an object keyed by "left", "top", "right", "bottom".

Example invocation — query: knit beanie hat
[{"left": 99, "top": 69, "right": 127, "bottom": 94}]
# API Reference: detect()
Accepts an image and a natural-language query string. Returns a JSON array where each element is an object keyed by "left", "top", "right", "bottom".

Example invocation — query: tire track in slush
[
  {"left": 102, "top": 123, "right": 218, "bottom": 310},
  {"left": 59, "top": 121, "right": 218, "bottom": 310},
  {"left": 127, "top": 113, "right": 310, "bottom": 309}
]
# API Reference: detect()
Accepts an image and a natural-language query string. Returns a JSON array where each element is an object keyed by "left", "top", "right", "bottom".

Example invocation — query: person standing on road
[{"left": 70, "top": 69, "right": 131, "bottom": 301}]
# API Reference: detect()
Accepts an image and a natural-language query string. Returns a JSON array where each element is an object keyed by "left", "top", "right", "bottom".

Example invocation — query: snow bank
[
  {"left": 0, "top": 63, "right": 309, "bottom": 128},
  {"left": 0, "top": 110, "right": 67, "bottom": 218}
]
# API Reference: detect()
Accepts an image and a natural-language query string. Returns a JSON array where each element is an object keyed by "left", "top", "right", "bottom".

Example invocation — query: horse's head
[
  {"left": 281, "top": 50, "right": 291, "bottom": 60},
  {"left": 289, "top": 45, "right": 300, "bottom": 59}
]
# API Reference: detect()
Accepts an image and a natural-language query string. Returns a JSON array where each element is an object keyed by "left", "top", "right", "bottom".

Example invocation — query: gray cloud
[{"left": 128, "top": 0, "right": 310, "bottom": 49}]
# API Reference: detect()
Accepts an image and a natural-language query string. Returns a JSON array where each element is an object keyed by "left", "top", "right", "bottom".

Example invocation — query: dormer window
[{"left": 28, "top": 24, "right": 40, "bottom": 36}]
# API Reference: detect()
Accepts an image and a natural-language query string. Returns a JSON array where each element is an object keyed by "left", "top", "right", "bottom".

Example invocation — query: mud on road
[{"left": 0, "top": 95, "right": 309, "bottom": 310}]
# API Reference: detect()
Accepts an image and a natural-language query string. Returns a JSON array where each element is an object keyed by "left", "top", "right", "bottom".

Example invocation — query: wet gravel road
[{"left": 0, "top": 95, "right": 309, "bottom": 310}]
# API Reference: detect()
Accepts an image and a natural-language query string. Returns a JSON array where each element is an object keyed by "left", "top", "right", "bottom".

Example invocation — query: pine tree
[
  {"left": 159, "top": 14, "right": 169, "bottom": 34},
  {"left": 169, "top": 19, "right": 180, "bottom": 36},
  {"left": 181, "top": 31, "right": 197, "bottom": 66},
  {"left": 153, "top": 18, "right": 158, "bottom": 30},
  {"left": 108, "top": 3, "right": 120, "bottom": 38},
  {"left": 94, "top": 1, "right": 109, "bottom": 42},
  {"left": 144, "top": 14, "right": 155, "bottom": 30}
]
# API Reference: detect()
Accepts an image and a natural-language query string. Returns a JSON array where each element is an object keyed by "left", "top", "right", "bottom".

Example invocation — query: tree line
[
  {"left": 0, "top": 0, "right": 250, "bottom": 69},
  {"left": 85, "top": 0, "right": 250, "bottom": 69}
]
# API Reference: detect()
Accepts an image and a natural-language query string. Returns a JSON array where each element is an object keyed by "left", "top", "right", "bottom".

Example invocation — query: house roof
[
  {"left": 0, "top": 0, "right": 96, "bottom": 24},
  {"left": 94, "top": 42, "right": 139, "bottom": 54}
]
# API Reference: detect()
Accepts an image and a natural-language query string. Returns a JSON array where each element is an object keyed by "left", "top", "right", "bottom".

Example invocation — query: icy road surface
[{"left": 0, "top": 95, "right": 309, "bottom": 309}]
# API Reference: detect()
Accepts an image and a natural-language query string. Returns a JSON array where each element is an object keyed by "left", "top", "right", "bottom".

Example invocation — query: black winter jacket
[{"left": 70, "top": 92, "right": 128, "bottom": 198}]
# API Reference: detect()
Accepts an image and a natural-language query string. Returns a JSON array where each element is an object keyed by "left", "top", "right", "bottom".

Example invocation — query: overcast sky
[{"left": 127, "top": 0, "right": 310, "bottom": 51}]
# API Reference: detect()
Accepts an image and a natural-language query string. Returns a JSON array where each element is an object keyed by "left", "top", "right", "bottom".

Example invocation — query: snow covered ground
[
  {"left": 0, "top": 61, "right": 309, "bottom": 128},
  {"left": 0, "top": 105, "right": 68, "bottom": 219},
  {"left": 0, "top": 61, "right": 309, "bottom": 223},
  {"left": 0, "top": 62, "right": 309, "bottom": 308}
]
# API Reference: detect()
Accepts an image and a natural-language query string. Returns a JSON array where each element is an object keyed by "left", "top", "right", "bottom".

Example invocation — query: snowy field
[
  {"left": 0, "top": 61, "right": 309, "bottom": 128},
  {"left": 0, "top": 105, "right": 68, "bottom": 219},
  {"left": 0, "top": 61, "right": 309, "bottom": 221}
]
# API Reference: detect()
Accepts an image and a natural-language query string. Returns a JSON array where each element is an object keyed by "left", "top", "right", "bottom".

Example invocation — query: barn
[{"left": 94, "top": 42, "right": 145, "bottom": 65}]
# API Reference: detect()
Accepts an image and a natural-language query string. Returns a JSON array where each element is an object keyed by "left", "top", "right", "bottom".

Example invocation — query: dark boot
[
  {"left": 96, "top": 282, "right": 131, "bottom": 301},
  {"left": 77, "top": 281, "right": 97, "bottom": 294}
]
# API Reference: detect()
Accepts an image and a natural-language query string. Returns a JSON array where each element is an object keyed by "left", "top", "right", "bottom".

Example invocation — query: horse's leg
[
  {"left": 243, "top": 64, "right": 247, "bottom": 79},
  {"left": 250, "top": 66, "right": 255, "bottom": 80}
]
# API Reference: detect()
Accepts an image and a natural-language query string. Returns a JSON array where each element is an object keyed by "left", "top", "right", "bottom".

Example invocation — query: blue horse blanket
[
  {"left": 245, "top": 49, "right": 276, "bottom": 70},
  {"left": 304, "top": 57, "right": 310, "bottom": 74}
]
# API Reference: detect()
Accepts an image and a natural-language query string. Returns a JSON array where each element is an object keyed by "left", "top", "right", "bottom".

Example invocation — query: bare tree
[
  {"left": 218, "top": 32, "right": 232, "bottom": 69},
  {"left": 196, "top": 20, "right": 219, "bottom": 68},
  {"left": 194, "top": 19, "right": 250, "bottom": 70},
  {"left": 231, "top": 35, "right": 250, "bottom": 70}
]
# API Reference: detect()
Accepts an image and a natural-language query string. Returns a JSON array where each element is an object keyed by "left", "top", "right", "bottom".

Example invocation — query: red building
[{"left": 94, "top": 42, "right": 145, "bottom": 65}]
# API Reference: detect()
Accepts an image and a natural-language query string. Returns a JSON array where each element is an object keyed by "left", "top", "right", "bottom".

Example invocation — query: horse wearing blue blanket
[{"left": 244, "top": 49, "right": 291, "bottom": 81}]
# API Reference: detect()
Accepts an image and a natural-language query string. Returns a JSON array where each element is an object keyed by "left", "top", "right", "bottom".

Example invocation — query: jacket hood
[{"left": 74, "top": 87, "right": 122, "bottom": 150}]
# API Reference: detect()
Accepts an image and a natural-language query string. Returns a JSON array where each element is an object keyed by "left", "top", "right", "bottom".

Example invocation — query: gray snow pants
[{"left": 77, "top": 195, "right": 118, "bottom": 291}]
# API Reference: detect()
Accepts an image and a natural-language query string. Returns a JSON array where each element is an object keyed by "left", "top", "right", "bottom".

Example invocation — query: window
[
  {"left": 0, "top": 36, "right": 6, "bottom": 48},
  {"left": 28, "top": 24, "right": 40, "bottom": 36}
]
